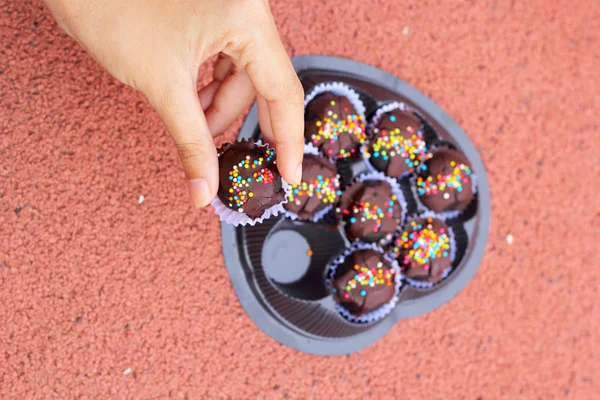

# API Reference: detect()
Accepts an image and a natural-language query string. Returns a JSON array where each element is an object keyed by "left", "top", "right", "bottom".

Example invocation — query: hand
[{"left": 43, "top": 0, "right": 305, "bottom": 207}]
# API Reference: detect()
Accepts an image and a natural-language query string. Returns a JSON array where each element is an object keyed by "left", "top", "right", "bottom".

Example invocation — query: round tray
[{"left": 221, "top": 55, "right": 490, "bottom": 355}]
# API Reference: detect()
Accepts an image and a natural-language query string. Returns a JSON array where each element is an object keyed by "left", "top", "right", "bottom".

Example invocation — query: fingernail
[
  {"left": 295, "top": 163, "right": 303, "bottom": 184},
  {"left": 187, "top": 178, "right": 211, "bottom": 208}
]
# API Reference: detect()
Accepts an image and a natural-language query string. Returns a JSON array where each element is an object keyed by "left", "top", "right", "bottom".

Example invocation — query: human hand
[{"left": 43, "top": 0, "right": 305, "bottom": 207}]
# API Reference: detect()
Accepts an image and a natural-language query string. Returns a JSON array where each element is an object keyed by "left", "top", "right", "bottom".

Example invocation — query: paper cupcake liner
[
  {"left": 304, "top": 82, "right": 366, "bottom": 119},
  {"left": 410, "top": 144, "right": 478, "bottom": 220},
  {"left": 361, "top": 102, "right": 428, "bottom": 179},
  {"left": 284, "top": 204, "right": 335, "bottom": 223},
  {"left": 337, "top": 171, "right": 408, "bottom": 246},
  {"left": 319, "top": 207, "right": 343, "bottom": 227},
  {"left": 325, "top": 242, "right": 402, "bottom": 324},
  {"left": 283, "top": 144, "right": 342, "bottom": 223},
  {"left": 303, "top": 142, "right": 321, "bottom": 157},
  {"left": 211, "top": 139, "right": 288, "bottom": 227}
]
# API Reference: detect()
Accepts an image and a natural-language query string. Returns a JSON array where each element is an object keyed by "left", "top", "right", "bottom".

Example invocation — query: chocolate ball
[
  {"left": 365, "top": 109, "right": 430, "bottom": 177},
  {"left": 217, "top": 141, "right": 285, "bottom": 219},
  {"left": 392, "top": 217, "right": 453, "bottom": 284},
  {"left": 284, "top": 155, "right": 342, "bottom": 220},
  {"left": 304, "top": 93, "right": 367, "bottom": 159},
  {"left": 330, "top": 249, "right": 397, "bottom": 317},
  {"left": 338, "top": 180, "right": 403, "bottom": 243},
  {"left": 416, "top": 148, "right": 475, "bottom": 212}
]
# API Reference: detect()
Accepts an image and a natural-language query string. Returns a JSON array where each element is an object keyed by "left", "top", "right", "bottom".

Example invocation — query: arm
[{"left": 43, "top": 0, "right": 304, "bottom": 206}]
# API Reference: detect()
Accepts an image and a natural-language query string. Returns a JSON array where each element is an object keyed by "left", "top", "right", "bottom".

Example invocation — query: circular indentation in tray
[
  {"left": 221, "top": 56, "right": 490, "bottom": 355},
  {"left": 262, "top": 230, "right": 311, "bottom": 284},
  {"left": 261, "top": 219, "right": 345, "bottom": 301}
]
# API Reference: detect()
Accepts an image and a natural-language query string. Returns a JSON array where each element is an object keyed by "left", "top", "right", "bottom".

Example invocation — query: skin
[{"left": 43, "top": 0, "right": 305, "bottom": 207}]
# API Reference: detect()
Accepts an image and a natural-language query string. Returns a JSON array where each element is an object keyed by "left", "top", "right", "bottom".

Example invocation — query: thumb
[{"left": 149, "top": 78, "right": 219, "bottom": 208}]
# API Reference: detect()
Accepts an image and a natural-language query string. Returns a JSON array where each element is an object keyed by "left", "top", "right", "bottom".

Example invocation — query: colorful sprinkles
[
  {"left": 332, "top": 262, "right": 395, "bottom": 299},
  {"left": 342, "top": 196, "right": 398, "bottom": 233},
  {"left": 393, "top": 218, "right": 451, "bottom": 268},
  {"left": 227, "top": 148, "right": 276, "bottom": 212},
  {"left": 416, "top": 160, "right": 472, "bottom": 199},
  {"left": 310, "top": 100, "right": 367, "bottom": 158},
  {"left": 364, "top": 117, "right": 430, "bottom": 171},
  {"left": 287, "top": 173, "right": 342, "bottom": 206}
]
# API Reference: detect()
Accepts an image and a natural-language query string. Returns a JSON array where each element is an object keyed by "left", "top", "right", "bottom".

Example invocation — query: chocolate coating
[
  {"left": 331, "top": 249, "right": 397, "bottom": 317},
  {"left": 416, "top": 148, "right": 475, "bottom": 212},
  {"left": 217, "top": 141, "right": 285, "bottom": 219},
  {"left": 304, "top": 93, "right": 367, "bottom": 158},
  {"left": 284, "top": 155, "right": 341, "bottom": 220},
  {"left": 338, "top": 180, "right": 403, "bottom": 243},
  {"left": 392, "top": 218, "right": 453, "bottom": 284},
  {"left": 366, "top": 109, "right": 429, "bottom": 177}
]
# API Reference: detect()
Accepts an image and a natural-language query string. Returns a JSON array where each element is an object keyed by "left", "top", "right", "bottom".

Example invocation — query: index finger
[{"left": 235, "top": 25, "right": 305, "bottom": 184}]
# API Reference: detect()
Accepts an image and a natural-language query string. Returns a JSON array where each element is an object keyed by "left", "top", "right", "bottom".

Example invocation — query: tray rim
[{"left": 220, "top": 55, "right": 491, "bottom": 355}]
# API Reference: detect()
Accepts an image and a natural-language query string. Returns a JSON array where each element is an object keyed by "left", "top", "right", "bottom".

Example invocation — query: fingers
[
  {"left": 203, "top": 68, "right": 255, "bottom": 136},
  {"left": 150, "top": 76, "right": 219, "bottom": 208},
  {"left": 234, "top": 22, "right": 305, "bottom": 184},
  {"left": 198, "top": 54, "right": 255, "bottom": 136},
  {"left": 198, "top": 54, "right": 232, "bottom": 112},
  {"left": 213, "top": 53, "right": 233, "bottom": 81},
  {"left": 257, "top": 94, "right": 274, "bottom": 143},
  {"left": 198, "top": 80, "right": 220, "bottom": 111}
]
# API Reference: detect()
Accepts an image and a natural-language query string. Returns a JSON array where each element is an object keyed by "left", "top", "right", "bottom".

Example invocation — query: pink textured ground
[{"left": 1, "top": 0, "right": 599, "bottom": 399}]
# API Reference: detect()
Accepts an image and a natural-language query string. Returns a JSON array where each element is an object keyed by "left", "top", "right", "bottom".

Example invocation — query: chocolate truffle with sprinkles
[
  {"left": 391, "top": 217, "right": 453, "bottom": 284},
  {"left": 338, "top": 180, "right": 404, "bottom": 243},
  {"left": 330, "top": 249, "right": 397, "bottom": 317},
  {"left": 305, "top": 93, "right": 367, "bottom": 159},
  {"left": 216, "top": 141, "right": 285, "bottom": 219},
  {"left": 364, "top": 109, "right": 430, "bottom": 177},
  {"left": 284, "top": 155, "right": 342, "bottom": 220},
  {"left": 416, "top": 148, "right": 475, "bottom": 213}
]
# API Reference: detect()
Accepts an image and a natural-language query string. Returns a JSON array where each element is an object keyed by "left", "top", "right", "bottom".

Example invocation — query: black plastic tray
[{"left": 220, "top": 56, "right": 490, "bottom": 355}]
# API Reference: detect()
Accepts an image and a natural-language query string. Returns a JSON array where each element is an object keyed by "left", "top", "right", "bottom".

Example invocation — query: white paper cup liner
[
  {"left": 211, "top": 139, "right": 288, "bottom": 227},
  {"left": 211, "top": 197, "right": 286, "bottom": 227},
  {"left": 325, "top": 242, "right": 402, "bottom": 324},
  {"left": 303, "top": 143, "right": 321, "bottom": 157},
  {"left": 338, "top": 171, "right": 408, "bottom": 246},
  {"left": 283, "top": 144, "right": 341, "bottom": 223}
]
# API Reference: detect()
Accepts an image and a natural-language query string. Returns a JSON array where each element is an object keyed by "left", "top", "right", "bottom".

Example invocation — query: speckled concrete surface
[{"left": 1, "top": 0, "right": 599, "bottom": 399}]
